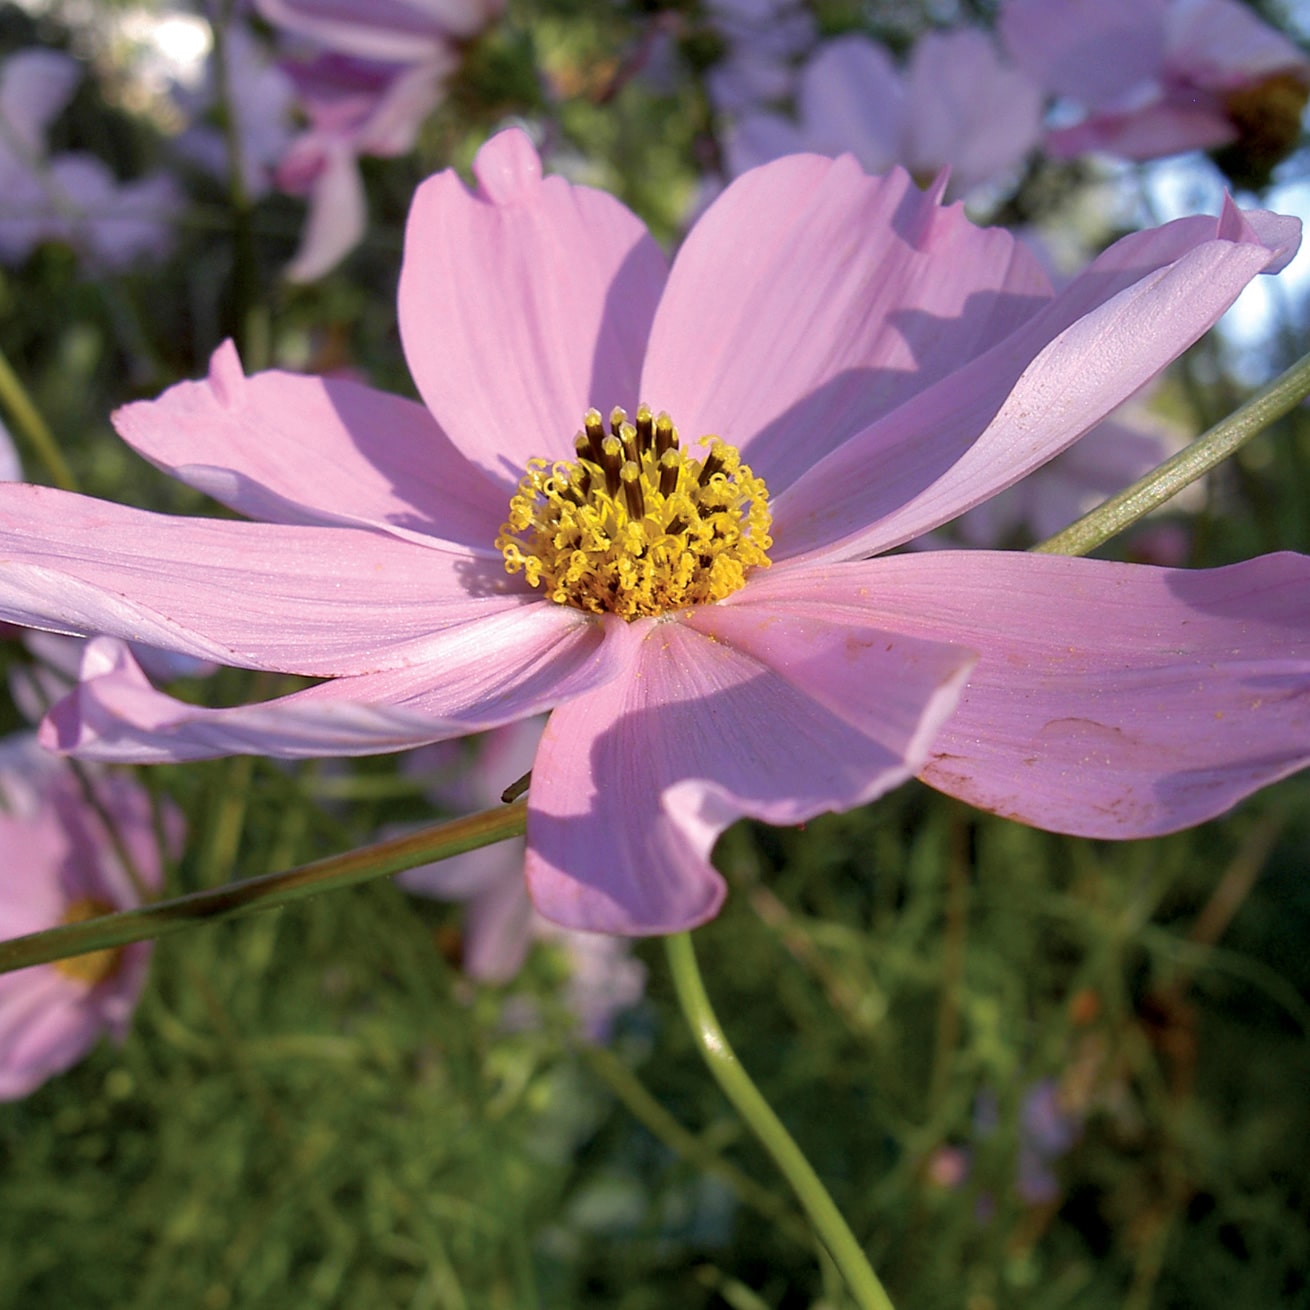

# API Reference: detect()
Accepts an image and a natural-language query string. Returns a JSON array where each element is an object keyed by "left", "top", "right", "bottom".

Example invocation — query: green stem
[
  {"left": 664, "top": 931, "right": 896, "bottom": 1310},
  {"left": 1034, "top": 348, "right": 1310, "bottom": 558},
  {"left": 0, "top": 346, "right": 78, "bottom": 491},
  {"left": 0, "top": 800, "right": 526, "bottom": 976}
]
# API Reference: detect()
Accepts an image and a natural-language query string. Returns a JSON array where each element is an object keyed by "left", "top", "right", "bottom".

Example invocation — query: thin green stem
[
  {"left": 0, "top": 345, "right": 77, "bottom": 490},
  {"left": 664, "top": 931, "right": 896, "bottom": 1310},
  {"left": 1034, "top": 348, "right": 1310, "bottom": 557},
  {"left": 0, "top": 800, "right": 526, "bottom": 976}
]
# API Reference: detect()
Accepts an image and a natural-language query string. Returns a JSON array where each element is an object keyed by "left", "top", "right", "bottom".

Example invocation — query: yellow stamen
[
  {"left": 53, "top": 897, "right": 124, "bottom": 986},
  {"left": 496, "top": 405, "right": 772, "bottom": 621}
]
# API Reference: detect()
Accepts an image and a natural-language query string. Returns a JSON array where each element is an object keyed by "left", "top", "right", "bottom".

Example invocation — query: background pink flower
[
  {"left": 1002, "top": 0, "right": 1310, "bottom": 163},
  {"left": 399, "top": 719, "right": 647, "bottom": 1041},
  {"left": 728, "top": 30, "right": 1043, "bottom": 201},
  {"left": 0, "top": 735, "right": 170, "bottom": 1100}
]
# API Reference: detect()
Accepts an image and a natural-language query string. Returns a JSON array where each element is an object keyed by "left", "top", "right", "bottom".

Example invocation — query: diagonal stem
[
  {"left": 664, "top": 931, "right": 896, "bottom": 1310},
  {"left": 1034, "top": 348, "right": 1310, "bottom": 558},
  {"left": 0, "top": 799, "right": 526, "bottom": 976}
]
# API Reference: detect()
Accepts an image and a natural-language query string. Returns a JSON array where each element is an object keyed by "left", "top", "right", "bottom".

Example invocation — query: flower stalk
[
  {"left": 0, "top": 799, "right": 526, "bottom": 976},
  {"left": 1034, "top": 348, "right": 1310, "bottom": 557},
  {"left": 664, "top": 930, "right": 897, "bottom": 1310}
]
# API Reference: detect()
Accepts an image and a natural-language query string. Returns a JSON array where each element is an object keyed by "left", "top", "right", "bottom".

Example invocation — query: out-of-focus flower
[
  {"left": 703, "top": 0, "right": 815, "bottom": 116},
  {"left": 0, "top": 735, "right": 170, "bottom": 1099},
  {"left": 275, "top": 53, "right": 445, "bottom": 281},
  {"left": 0, "top": 132, "right": 1306, "bottom": 937},
  {"left": 252, "top": 0, "right": 502, "bottom": 64},
  {"left": 399, "top": 719, "right": 646, "bottom": 1041},
  {"left": 728, "top": 30, "right": 1043, "bottom": 202},
  {"left": 1002, "top": 0, "right": 1310, "bottom": 170},
  {"left": 246, "top": 0, "right": 501, "bottom": 279},
  {"left": 0, "top": 49, "right": 181, "bottom": 270}
]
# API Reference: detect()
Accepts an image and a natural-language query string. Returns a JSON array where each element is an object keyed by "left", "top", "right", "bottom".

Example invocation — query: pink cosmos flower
[
  {"left": 274, "top": 52, "right": 446, "bottom": 280},
  {"left": 728, "top": 30, "right": 1043, "bottom": 201},
  {"left": 0, "top": 130, "right": 1306, "bottom": 937},
  {"left": 399, "top": 719, "right": 647, "bottom": 1041},
  {"left": 1001, "top": 0, "right": 1310, "bottom": 163},
  {"left": 0, "top": 734, "right": 167, "bottom": 1099}
]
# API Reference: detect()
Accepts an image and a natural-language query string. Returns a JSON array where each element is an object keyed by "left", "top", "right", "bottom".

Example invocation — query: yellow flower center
[
  {"left": 53, "top": 897, "right": 124, "bottom": 986},
  {"left": 496, "top": 405, "right": 772, "bottom": 621},
  {"left": 1222, "top": 72, "right": 1310, "bottom": 174}
]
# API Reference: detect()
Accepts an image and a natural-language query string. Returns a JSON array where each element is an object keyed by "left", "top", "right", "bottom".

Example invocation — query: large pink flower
[
  {"left": 0, "top": 130, "right": 1306, "bottom": 935},
  {"left": 0, "top": 735, "right": 167, "bottom": 1099}
]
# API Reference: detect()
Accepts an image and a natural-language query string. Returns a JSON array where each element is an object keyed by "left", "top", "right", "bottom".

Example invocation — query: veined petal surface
[
  {"left": 398, "top": 128, "right": 669, "bottom": 490},
  {"left": 641, "top": 152, "right": 1050, "bottom": 493},
  {"left": 115, "top": 341, "right": 506, "bottom": 550},
  {"left": 525, "top": 613, "right": 972, "bottom": 934},
  {"left": 0, "top": 485, "right": 526, "bottom": 675},
  {"left": 745, "top": 553, "right": 1310, "bottom": 836}
]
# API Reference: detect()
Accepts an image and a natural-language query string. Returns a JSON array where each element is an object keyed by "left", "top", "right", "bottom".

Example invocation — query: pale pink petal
[
  {"left": 1000, "top": 0, "right": 1168, "bottom": 107},
  {"left": 794, "top": 36, "right": 903, "bottom": 172},
  {"left": 0, "top": 484, "right": 525, "bottom": 674},
  {"left": 0, "top": 970, "right": 98, "bottom": 1100},
  {"left": 903, "top": 30, "right": 1043, "bottom": 195},
  {"left": 352, "top": 61, "right": 448, "bottom": 157},
  {"left": 1166, "top": 0, "right": 1310, "bottom": 89},
  {"left": 755, "top": 551, "right": 1310, "bottom": 837},
  {"left": 41, "top": 610, "right": 622, "bottom": 762},
  {"left": 773, "top": 201, "right": 1299, "bottom": 561},
  {"left": 1044, "top": 104, "right": 1236, "bottom": 160},
  {"left": 254, "top": 0, "right": 493, "bottom": 60},
  {"left": 525, "top": 612, "right": 972, "bottom": 935},
  {"left": 115, "top": 342, "right": 506, "bottom": 550},
  {"left": 397, "top": 128, "right": 669, "bottom": 490},
  {"left": 641, "top": 153, "right": 1051, "bottom": 495},
  {"left": 460, "top": 865, "right": 534, "bottom": 982},
  {"left": 283, "top": 141, "right": 367, "bottom": 281}
]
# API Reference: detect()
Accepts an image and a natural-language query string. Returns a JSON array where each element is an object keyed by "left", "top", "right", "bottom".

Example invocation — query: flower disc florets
[
  {"left": 54, "top": 896, "right": 123, "bottom": 985},
  {"left": 496, "top": 405, "right": 773, "bottom": 621}
]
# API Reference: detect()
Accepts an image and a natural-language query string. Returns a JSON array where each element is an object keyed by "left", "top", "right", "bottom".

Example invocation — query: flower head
[
  {"left": 1002, "top": 0, "right": 1310, "bottom": 168},
  {"left": 0, "top": 735, "right": 169, "bottom": 1099},
  {"left": 0, "top": 130, "right": 1306, "bottom": 936}
]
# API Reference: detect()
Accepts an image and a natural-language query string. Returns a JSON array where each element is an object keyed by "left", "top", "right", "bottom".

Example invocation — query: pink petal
[
  {"left": 1044, "top": 104, "right": 1237, "bottom": 161},
  {"left": 794, "top": 36, "right": 904, "bottom": 172},
  {"left": 525, "top": 609, "right": 973, "bottom": 935},
  {"left": 397, "top": 129, "right": 669, "bottom": 490},
  {"left": 1000, "top": 0, "right": 1168, "bottom": 106},
  {"left": 0, "top": 969, "right": 98, "bottom": 1100},
  {"left": 640, "top": 152, "right": 1051, "bottom": 495},
  {"left": 283, "top": 141, "right": 367, "bottom": 281},
  {"left": 41, "top": 608, "right": 623, "bottom": 762},
  {"left": 902, "top": 30, "right": 1044, "bottom": 196},
  {"left": 762, "top": 551, "right": 1310, "bottom": 837},
  {"left": 0, "top": 484, "right": 524, "bottom": 675},
  {"left": 774, "top": 201, "right": 1300, "bottom": 562},
  {"left": 115, "top": 342, "right": 506, "bottom": 550}
]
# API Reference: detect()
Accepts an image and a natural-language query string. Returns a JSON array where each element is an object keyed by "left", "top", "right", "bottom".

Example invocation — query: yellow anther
[
  {"left": 496, "top": 405, "right": 772, "bottom": 621},
  {"left": 53, "top": 897, "right": 124, "bottom": 986}
]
